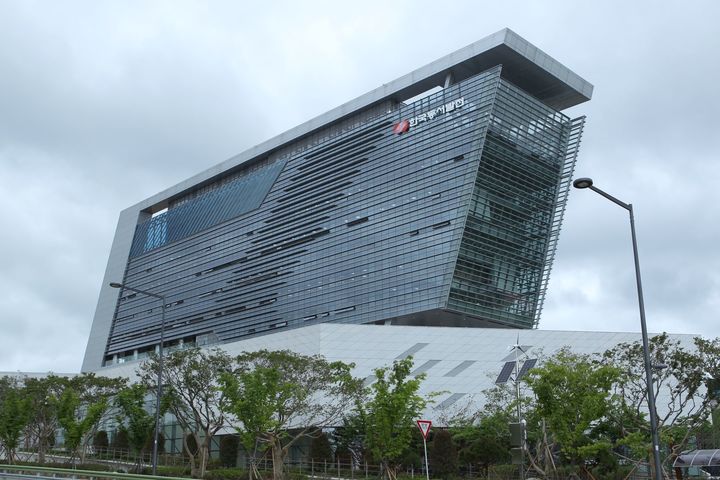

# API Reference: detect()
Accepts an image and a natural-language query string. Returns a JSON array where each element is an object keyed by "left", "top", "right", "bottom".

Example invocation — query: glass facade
[
  {"left": 104, "top": 65, "right": 584, "bottom": 365},
  {"left": 448, "top": 80, "right": 585, "bottom": 328}
]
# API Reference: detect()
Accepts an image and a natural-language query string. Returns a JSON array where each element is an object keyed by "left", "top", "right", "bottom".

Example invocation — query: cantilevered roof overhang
[
  {"left": 130, "top": 28, "right": 593, "bottom": 212},
  {"left": 381, "top": 27, "right": 593, "bottom": 111}
]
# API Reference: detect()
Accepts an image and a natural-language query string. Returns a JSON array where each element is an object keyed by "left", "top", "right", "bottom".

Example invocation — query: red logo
[{"left": 392, "top": 119, "right": 410, "bottom": 135}]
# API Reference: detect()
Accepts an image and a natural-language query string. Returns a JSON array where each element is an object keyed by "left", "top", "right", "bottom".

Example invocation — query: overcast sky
[{"left": 1, "top": 1, "right": 718, "bottom": 373}]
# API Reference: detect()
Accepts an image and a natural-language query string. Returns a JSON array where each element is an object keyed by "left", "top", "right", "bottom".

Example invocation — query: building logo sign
[
  {"left": 392, "top": 119, "right": 410, "bottom": 135},
  {"left": 392, "top": 97, "right": 466, "bottom": 135}
]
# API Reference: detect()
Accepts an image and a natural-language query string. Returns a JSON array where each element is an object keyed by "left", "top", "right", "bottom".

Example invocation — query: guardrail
[
  {"left": 0, "top": 464, "right": 187, "bottom": 480},
  {"left": 14, "top": 448, "right": 191, "bottom": 469}
]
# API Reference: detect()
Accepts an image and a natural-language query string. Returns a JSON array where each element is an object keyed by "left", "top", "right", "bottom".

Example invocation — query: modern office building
[{"left": 83, "top": 28, "right": 593, "bottom": 372}]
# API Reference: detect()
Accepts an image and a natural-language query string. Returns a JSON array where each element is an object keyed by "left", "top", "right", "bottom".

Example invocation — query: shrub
[
  {"left": 487, "top": 464, "right": 519, "bottom": 480},
  {"left": 112, "top": 428, "right": 129, "bottom": 450},
  {"left": 93, "top": 430, "right": 109, "bottom": 453},
  {"left": 140, "top": 465, "right": 193, "bottom": 477},
  {"left": 399, "top": 449, "right": 421, "bottom": 469},
  {"left": 286, "top": 472, "right": 308, "bottom": 480},
  {"left": 219, "top": 435, "right": 240, "bottom": 468},
  {"left": 204, "top": 467, "right": 248, "bottom": 480},
  {"left": 430, "top": 429, "right": 458, "bottom": 479}
]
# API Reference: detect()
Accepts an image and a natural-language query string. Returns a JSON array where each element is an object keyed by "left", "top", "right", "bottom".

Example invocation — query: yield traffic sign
[{"left": 416, "top": 419, "right": 432, "bottom": 439}]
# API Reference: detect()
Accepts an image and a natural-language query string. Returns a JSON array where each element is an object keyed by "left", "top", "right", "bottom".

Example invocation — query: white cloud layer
[{"left": 1, "top": 0, "right": 718, "bottom": 372}]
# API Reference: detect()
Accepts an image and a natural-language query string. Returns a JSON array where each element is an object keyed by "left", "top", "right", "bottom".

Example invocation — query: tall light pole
[
  {"left": 572, "top": 177, "right": 663, "bottom": 480},
  {"left": 110, "top": 282, "right": 166, "bottom": 476}
]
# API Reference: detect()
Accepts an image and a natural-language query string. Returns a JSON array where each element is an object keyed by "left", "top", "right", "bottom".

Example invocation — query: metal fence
[
  {"left": 0, "top": 464, "right": 186, "bottom": 480},
  {"left": 4, "top": 448, "right": 675, "bottom": 480}
]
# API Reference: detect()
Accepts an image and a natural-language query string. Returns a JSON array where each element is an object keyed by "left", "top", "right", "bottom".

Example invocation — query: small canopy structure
[{"left": 674, "top": 449, "right": 720, "bottom": 468}]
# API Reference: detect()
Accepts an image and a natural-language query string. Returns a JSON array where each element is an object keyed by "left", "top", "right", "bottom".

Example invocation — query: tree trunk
[
  {"left": 38, "top": 441, "right": 46, "bottom": 464},
  {"left": 190, "top": 459, "right": 199, "bottom": 479},
  {"left": 198, "top": 441, "right": 209, "bottom": 479},
  {"left": 183, "top": 434, "right": 199, "bottom": 478},
  {"left": 271, "top": 438, "right": 286, "bottom": 480},
  {"left": 381, "top": 460, "right": 397, "bottom": 480},
  {"left": 248, "top": 456, "right": 261, "bottom": 480},
  {"left": 670, "top": 442, "right": 683, "bottom": 480}
]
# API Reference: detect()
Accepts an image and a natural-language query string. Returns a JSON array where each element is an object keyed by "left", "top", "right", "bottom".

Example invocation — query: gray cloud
[{"left": 1, "top": 0, "right": 719, "bottom": 371}]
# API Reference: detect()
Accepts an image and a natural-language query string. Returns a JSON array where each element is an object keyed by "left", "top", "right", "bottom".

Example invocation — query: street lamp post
[
  {"left": 572, "top": 177, "right": 663, "bottom": 480},
  {"left": 109, "top": 282, "right": 166, "bottom": 476}
]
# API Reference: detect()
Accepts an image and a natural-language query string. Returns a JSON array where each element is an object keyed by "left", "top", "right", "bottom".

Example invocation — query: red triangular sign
[{"left": 416, "top": 419, "right": 432, "bottom": 439}]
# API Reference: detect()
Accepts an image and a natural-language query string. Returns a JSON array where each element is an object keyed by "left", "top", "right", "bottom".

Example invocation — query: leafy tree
[
  {"left": 58, "top": 386, "right": 109, "bottom": 462},
  {"left": 219, "top": 349, "right": 362, "bottom": 480},
  {"left": 398, "top": 428, "right": 423, "bottom": 470},
  {"left": 331, "top": 414, "right": 366, "bottom": 466},
  {"left": 453, "top": 411, "right": 511, "bottom": 475},
  {"left": 524, "top": 348, "right": 620, "bottom": 467},
  {"left": 114, "top": 383, "right": 159, "bottom": 469},
  {"left": 0, "top": 377, "right": 32, "bottom": 464},
  {"left": 359, "top": 357, "right": 427, "bottom": 480},
  {"left": 694, "top": 336, "right": 720, "bottom": 389},
  {"left": 475, "top": 379, "right": 538, "bottom": 475},
  {"left": 695, "top": 337, "right": 720, "bottom": 447},
  {"left": 430, "top": 429, "right": 458, "bottom": 479},
  {"left": 23, "top": 375, "right": 67, "bottom": 464},
  {"left": 115, "top": 384, "right": 156, "bottom": 454},
  {"left": 139, "top": 348, "right": 232, "bottom": 478},
  {"left": 691, "top": 418, "right": 717, "bottom": 449},
  {"left": 604, "top": 333, "right": 714, "bottom": 473},
  {"left": 71, "top": 373, "right": 127, "bottom": 403},
  {"left": 60, "top": 374, "right": 126, "bottom": 463}
]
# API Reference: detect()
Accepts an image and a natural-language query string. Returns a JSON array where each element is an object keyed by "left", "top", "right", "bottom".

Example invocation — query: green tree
[
  {"left": 58, "top": 387, "right": 108, "bottom": 462},
  {"left": 604, "top": 333, "right": 715, "bottom": 474},
  {"left": 219, "top": 349, "right": 361, "bottom": 480},
  {"left": 114, "top": 383, "right": 158, "bottom": 469},
  {"left": 139, "top": 348, "right": 232, "bottom": 478},
  {"left": 430, "top": 429, "right": 458, "bottom": 479},
  {"left": 0, "top": 377, "right": 32, "bottom": 464},
  {"left": 23, "top": 375, "right": 67, "bottom": 464},
  {"left": 359, "top": 357, "right": 427, "bottom": 480},
  {"left": 57, "top": 373, "right": 126, "bottom": 463},
  {"left": 453, "top": 411, "right": 511, "bottom": 475},
  {"left": 694, "top": 337, "right": 720, "bottom": 448},
  {"left": 331, "top": 414, "right": 366, "bottom": 466},
  {"left": 524, "top": 348, "right": 620, "bottom": 467}
]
